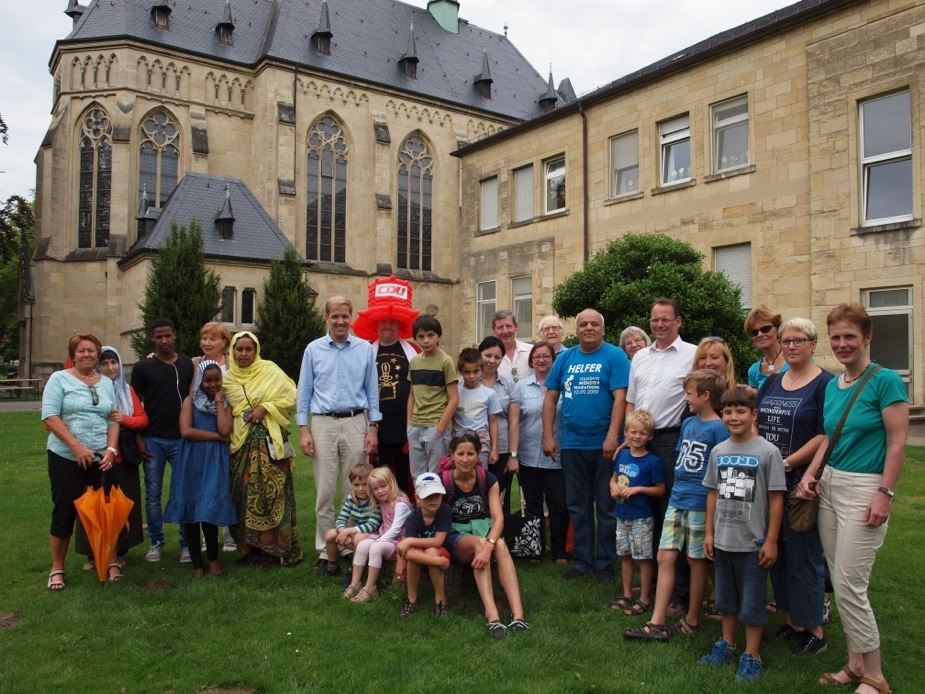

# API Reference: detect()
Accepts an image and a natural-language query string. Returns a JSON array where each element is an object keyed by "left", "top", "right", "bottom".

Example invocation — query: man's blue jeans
[
  {"left": 561, "top": 449, "right": 616, "bottom": 573},
  {"left": 142, "top": 436, "right": 185, "bottom": 548}
]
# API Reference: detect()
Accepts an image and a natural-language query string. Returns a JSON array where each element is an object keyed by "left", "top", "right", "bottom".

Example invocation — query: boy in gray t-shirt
[{"left": 700, "top": 388, "right": 786, "bottom": 683}]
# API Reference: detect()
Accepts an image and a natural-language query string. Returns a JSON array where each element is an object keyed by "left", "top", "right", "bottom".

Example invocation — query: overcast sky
[{"left": 1, "top": 0, "right": 788, "bottom": 200}]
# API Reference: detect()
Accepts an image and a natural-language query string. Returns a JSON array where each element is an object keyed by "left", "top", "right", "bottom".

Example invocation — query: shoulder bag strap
[{"left": 813, "top": 364, "right": 883, "bottom": 481}]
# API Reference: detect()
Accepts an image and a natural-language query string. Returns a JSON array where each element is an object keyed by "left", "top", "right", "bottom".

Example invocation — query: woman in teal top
[
  {"left": 41, "top": 333, "right": 121, "bottom": 589},
  {"left": 796, "top": 304, "right": 907, "bottom": 694}
]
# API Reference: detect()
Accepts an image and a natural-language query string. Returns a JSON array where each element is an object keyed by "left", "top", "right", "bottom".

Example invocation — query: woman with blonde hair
[{"left": 691, "top": 337, "right": 736, "bottom": 391}]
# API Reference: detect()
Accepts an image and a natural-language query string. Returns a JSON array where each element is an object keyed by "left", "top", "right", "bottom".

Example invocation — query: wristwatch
[
  {"left": 106, "top": 446, "right": 119, "bottom": 456},
  {"left": 782, "top": 458, "right": 792, "bottom": 473},
  {"left": 877, "top": 486, "right": 895, "bottom": 498},
  {"left": 487, "top": 537, "right": 496, "bottom": 545},
  {"left": 510, "top": 451, "right": 518, "bottom": 458}
]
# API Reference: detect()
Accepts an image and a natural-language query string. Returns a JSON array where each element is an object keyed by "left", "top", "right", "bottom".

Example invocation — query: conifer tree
[
  {"left": 130, "top": 220, "right": 222, "bottom": 358},
  {"left": 255, "top": 247, "right": 326, "bottom": 380}
]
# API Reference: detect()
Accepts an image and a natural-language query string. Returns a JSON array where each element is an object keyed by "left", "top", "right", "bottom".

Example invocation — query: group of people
[{"left": 41, "top": 277, "right": 908, "bottom": 678}]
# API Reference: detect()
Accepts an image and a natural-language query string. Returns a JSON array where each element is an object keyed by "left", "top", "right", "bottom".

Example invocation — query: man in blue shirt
[
  {"left": 298, "top": 296, "right": 381, "bottom": 569},
  {"left": 543, "top": 308, "right": 631, "bottom": 583}
]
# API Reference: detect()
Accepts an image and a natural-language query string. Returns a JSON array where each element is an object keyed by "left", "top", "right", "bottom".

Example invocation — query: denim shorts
[
  {"left": 658, "top": 506, "right": 706, "bottom": 559},
  {"left": 713, "top": 548, "right": 768, "bottom": 626},
  {"left": 616, "top": 517, "right": 654, "bottom": 560}
]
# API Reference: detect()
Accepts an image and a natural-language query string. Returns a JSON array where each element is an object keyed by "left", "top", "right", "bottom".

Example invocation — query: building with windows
[
  {"left": 454, "top": 0, "right": 924, "bottom": 406},
  {"left": 25, "top": 0, "right": 554, "bottom": 375}
]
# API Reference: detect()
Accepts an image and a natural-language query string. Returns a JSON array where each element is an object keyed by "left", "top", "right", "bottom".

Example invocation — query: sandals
[
  {"left": 107, "top": 563, "right": 124, "bottom": 582},
  {"left": 610, "top": 596, "right": 633, "bottom": 611},
  {"left": 342, "top": 583, "right": 361, "bottom": 599},
  {"left": 434, "top": 601, "right": 449, "bottom": 617},
  {"left": 623, "top": 622, "right": 669, "bottom": 642},
  {"left": 399, "top": 599, "right": 418, "bottom": 620},
  {"left": 667, "top": 617, "right": 702, "bottom": 637},
  {"left": 856, "top": 677, "right": 892, "bottom": 694},
  {"left": 47, "top": 570, "right": 66, "bottom": 591},
  {"left": 819, "top": 665, "right": 862, "bottom": 686},
  {"left": 350, "top": 586, "right": 378, "bottom": 603},
  {"left": 623, "top": 599, "right": 652, "bottom": 617}
]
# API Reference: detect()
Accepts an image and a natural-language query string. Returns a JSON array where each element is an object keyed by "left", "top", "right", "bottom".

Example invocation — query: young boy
[
  {"left": 609, "top": 409, "right": 665, "bottom": 616},
  {"left": 396, "top": 472, "right": 454, "bottom": 619},
  {"left": 453, "top": 348, "right": 502, "bottom": 468},
  {"left": 624, "top": 369, "right": 729, "bottom": 642},
  {"left": 699, "top": 387, "right": 786, "bottom": 682},
  {"left": 407, "top": 316, "right": 459, "bottom": 478},
  {"left": 321, "top": 463, "right": 381, "bottom": 577}
]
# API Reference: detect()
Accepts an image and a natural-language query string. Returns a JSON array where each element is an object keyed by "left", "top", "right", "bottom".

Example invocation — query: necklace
[
  {"left": 70, "top": 368, "right": 97, "bottom": 382},
  {"left": 843, "top": 362, "right": 871, "bottom": 384},
  {"left": 763, "top": 348, "right": 782, "bottom": 372}
]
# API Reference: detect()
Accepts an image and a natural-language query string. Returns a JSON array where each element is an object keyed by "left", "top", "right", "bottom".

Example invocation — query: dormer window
[
  {"left": 312, "top": 34, "right": 331, "bottom": 55},
  {"left": 311, "top": 0, "right": 333, "bottom": 55},
  {"left": 152, "top": 4, "right": 171, "bottom": 30},
  {"left": 215, "top": 184, "right": 235, "bottom": 240},
  {"left": 218, "top": 25, "right": 233, "bottom": 45}
]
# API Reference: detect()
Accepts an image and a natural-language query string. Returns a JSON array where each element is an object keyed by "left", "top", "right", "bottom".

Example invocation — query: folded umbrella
[{"left": 74, "top": 464, "right": 135, "bottom": 583}]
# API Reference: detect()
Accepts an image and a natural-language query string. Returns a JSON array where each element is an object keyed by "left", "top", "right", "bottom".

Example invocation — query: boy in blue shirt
[
  {"left": 609, "top": 409, "right": 665, "bottom": 616},
  {"left": 699, "top": 387, "right": 786, "bottom": 682},
  {"left": 625, "top": 369, "right": 729, "bottom": 641}
]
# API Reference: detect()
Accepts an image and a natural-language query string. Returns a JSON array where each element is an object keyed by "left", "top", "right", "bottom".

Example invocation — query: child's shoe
[
  {"left": 434, "top": 601, "right": 449, "bottom": 617},
  {"left": 399, "top": 599, "right": 417, "bottom": 620},
  {"left": 735, "top": 653, "right": 763, "bottom": 682},
  {"left": 487, "top": 620, "right": 508, "bottom": 640},
  {"left": 699, "top": 639, "right": 738, "bottom": 667},
  {"left": 508, "top": 618, "right": 529, "bottom": 635},
  {"left": 321, "top": 562, "right": 342, "bottom": 577}
]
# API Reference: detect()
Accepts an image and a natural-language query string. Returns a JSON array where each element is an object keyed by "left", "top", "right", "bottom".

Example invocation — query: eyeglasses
[
  {"left": 780, "top": 338, "right": 810, "bottom": 347},
  {"left": 531, "top": 354, "right": 553, "bottom": 361},
  {"left": 88, "top": 385, "right": 99, "bottom": 406},
  {"left": 540, "top": 325, "right": 563, "bottom": 333},
  {"left": 649, "top": 317, "right": 678, "bottom": 325},
  {"left": 748, "top": 325, "right": 774, "bottom": 337}
]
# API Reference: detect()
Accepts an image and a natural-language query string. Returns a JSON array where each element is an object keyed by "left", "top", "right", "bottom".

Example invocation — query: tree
[
  {"left": 0, "top": 195, "right": 34, "bottom": 363},
  {"left": 130, "top": 220, "right": 222, "bottom": 359},
  {"left": 0, "top": 113, "right": 7, "bottom": 145},
  {"left": 553, "top": 233, "right": 758, "bottom": 380},
  {"left": 255, "top": 247, "right": 326, "bottom": 380}
]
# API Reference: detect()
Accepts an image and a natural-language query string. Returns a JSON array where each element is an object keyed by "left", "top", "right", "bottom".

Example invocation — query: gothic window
[
  {"left": 397, "top": 133, "right": 434, "bottom": 271},
  {"left": 138, "top": 111, "right": 180, "bottom": 208},
  {"left": 77, "top": 107, "right": 112, "bottom": 248},
  {"left": 305, "top": 115, "right": 348, "bottom": 262}
]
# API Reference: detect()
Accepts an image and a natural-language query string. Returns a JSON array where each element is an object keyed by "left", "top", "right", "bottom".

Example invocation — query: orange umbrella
[{"left": 74, "top": 472, "right": 134, "bottom": 583}]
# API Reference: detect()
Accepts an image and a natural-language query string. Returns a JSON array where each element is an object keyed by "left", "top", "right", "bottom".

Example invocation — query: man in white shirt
[
  {"left": 537, "top": 315, "right": 566, "bottom": 353},
  {"left": 492, "top": 310, "right": 533, "bottom": 383}
]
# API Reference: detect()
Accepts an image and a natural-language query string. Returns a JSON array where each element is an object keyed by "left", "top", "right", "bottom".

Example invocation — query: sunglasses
[
  {"left": 88, "top": 385, "right": 99, "bottom": 406},
  {"left": 748, "top": 325, "right": 774, "bottom": 337}
]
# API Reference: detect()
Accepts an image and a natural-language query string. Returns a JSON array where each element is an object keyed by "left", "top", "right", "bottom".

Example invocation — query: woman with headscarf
[
  {"left": 75, "top": 346, "right": 147, "bottom": 568},
  {"left": 222, "top": 332, "right": 302, "bottom": 566}
]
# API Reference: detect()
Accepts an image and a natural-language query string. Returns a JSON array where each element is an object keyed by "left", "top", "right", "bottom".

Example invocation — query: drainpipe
[{"left": 579, "top": 104, "right": 589, "bottom": 263}]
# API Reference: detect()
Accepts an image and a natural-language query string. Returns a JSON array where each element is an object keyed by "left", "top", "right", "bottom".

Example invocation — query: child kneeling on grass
[
  {"left": 344, "top": 467, "right": 412, "bottom": 603},
  {"left": 609, "top": 409, "right": 665, "bottom": 616},
  {"left": 699, "top": 387, "right": 786, "bottom": 683},
  {"left": 320, "top": 463, "right": 381, "bottom": 578},
  {"left": 397, "top": 472, "right": 453, "bottom": 619}
]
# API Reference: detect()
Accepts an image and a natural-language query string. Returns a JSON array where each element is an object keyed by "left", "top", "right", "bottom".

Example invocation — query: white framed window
[
  {"left": 480, "top": 176, "right": 499, "bottom": 230},
  {"left": 221, "top": 287, "right": 237, "bottom": 324},
  {"left": 659, "top": 114, "right": 690, "bottom": 185},
  {"left": 512, "top": 165, "right": 534, "bottom": 222},
  {"left": 476, "top": 281, "right": 496, "bottom": 342},
  {"left": 863, "top": 287, "right": 912, "bottom": 392},
  {"left": 511, "top": 276, "right": 533, "bottom": 340},
  {"left": 241, "top": 288, "right": 257, "bottom": 325},
  {"left": 712, "top": 95, "right": 749, "bottom": 173},
  {"left": 714, "top": 244, "right": 751, "bottom": 310},
  {"left": 860, "top": 91, "right": 913, "bottom": 225},
  {"left": 610, "top": 130, "right": 639, "bottom": 197},
  {"left": 544, "top": 156, "right": 565, "bottom": 213}
]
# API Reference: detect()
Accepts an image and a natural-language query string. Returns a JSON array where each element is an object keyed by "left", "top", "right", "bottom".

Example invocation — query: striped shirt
[{"left": 334, "top": 495, "right": 381, "bottom": 534}]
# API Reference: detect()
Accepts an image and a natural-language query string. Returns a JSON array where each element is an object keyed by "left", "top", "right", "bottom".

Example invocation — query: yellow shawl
[{"left": 222, "top": 331, "right": 297, "bottom": 457}]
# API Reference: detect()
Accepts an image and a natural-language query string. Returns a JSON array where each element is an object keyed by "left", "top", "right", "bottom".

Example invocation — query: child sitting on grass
[
  {"left": 397, "top": 472, "right": 453, "bottom": 619},
  {"left": 344, "top": 467, "right": 412, "bottom": 603},
  {"left": 320, "top": 462, "right": 381, "bottom": 578},
  {"left": 699, "top": 387, "right": 785, "bottom": 682},
  {"left": 609, "top": 409, "right": 665, "bottom": 616}
]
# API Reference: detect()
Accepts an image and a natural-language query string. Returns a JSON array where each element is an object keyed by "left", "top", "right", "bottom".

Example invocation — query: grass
[{"left": 1, "top": 409, "right": 923, "bottom": 693}]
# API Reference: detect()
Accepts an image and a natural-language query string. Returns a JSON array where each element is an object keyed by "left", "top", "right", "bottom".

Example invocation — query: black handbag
[
  {"left": 503, "top": 482, "right": 543, "bottom": 560},
  {"left": 118, "top": 427, "right": 143, "bottom": 468}
]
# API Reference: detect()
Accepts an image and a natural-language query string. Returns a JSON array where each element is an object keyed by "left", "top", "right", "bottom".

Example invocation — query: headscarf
[
  {"left": 192, "top": 359, "right": 226, "bottom": 415},
  {"left": 222, "top": 331, "right": 297, "bottom": 456},
  {"left": 98, "top": 345, "right": 133, "bottom": 416}
]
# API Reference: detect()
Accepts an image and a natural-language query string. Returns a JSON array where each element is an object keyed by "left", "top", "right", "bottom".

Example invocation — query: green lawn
[{"left": 1, "top": 410, "right": 923, "bottom": 693}]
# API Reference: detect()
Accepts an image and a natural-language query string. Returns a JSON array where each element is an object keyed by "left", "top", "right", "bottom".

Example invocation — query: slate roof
[
  {"left": 57, "top": 0, "right": 550, "bottom": 121},
  {"left": 121, "top": 173, "right": 295, "bottom": 265}
]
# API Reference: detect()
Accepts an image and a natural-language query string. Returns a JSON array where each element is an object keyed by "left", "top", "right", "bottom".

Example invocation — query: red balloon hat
[{"left": 351, "top": 276, "right": 420, "bottom": 341}]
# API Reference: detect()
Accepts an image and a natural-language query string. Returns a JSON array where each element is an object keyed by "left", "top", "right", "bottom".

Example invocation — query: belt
[
  {"left": 654, "top": 426, "right": 681, "bottom": 435},
  {"left": 317, "top": 409, "right": 365, "bottom": 419}
]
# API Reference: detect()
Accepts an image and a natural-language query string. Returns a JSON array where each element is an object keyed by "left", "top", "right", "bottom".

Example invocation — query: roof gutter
[{"left": 579, "top": 104, "right": 589, "bottom": 264}]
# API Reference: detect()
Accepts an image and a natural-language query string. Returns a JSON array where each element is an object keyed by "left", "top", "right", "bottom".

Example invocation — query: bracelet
[
  {"left": 877, "top": 486, "right": 895, "bottom": 498},
  {"left": 106, "top": 446, "right": 119, "bottom": 456}
]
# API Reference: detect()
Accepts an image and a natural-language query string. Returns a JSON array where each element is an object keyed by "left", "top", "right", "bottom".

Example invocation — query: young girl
[
  {"left": 345, "top": 467, "right": 412, "bottom": 603},
  {"left": 443, "top": 432, "right": 528, "bottom": 639},
  {"left": 453, "top": 348, "right": 501, "bottom": 468},
  {"left": 163, "top": 361, "right": 238, "bottom": 576}
]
